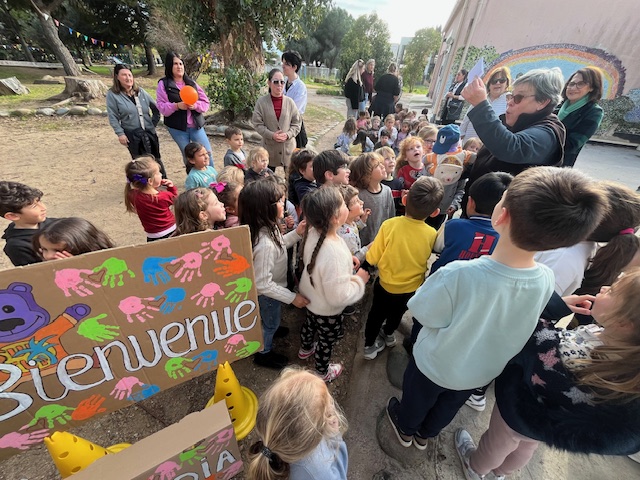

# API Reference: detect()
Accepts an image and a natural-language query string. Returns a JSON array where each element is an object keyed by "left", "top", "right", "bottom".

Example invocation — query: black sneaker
[
  {"left": 253, "top": 350, "right": 289, "bottom": 370},
  {"left": 386, "top": 397, "right": 412, "bottom": 447},
  {"left": 274, "top": 326, "right": 290, "bottom": 338},
  {"left": 342, "top": 305, "right": 357, "bottom": 316}
]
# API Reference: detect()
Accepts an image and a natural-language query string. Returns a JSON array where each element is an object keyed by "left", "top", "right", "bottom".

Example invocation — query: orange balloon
[{"left": 180, "top": 85, "right": 198, "bottom": 105}]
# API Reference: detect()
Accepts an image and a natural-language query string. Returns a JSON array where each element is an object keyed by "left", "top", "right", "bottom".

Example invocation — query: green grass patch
[
  {"left": 87, "top": 65, "right": 147, "bottom": 76},
  {"left": 316, "top": 88, "right": 342, "bottom": 96},
  {"left": 0, "top": 84, "right": 66, "bottom": 108},
  {"left": 305, "top": 104, "right": 343, "bottom": 123},
  {"left": 404, "top": 85, "right": 429, "bottom": 95}
]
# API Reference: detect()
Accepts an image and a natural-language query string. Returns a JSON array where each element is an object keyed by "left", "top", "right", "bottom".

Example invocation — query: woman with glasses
[
  {"left": 459, "top": 68, "right": 566, "bottom": 216},
  {"left": 459, "top": 67, "right": 511, "bottom": 141},
  {"left": 344, "top": 59, "right": 366, "bottom": 120},
  {"left": 556, "top": 67, "right": 604, "bottom": 168},
  {"left": 252, "top": 68, "right": 302, "bottom": 170},
  {"left": 439, "top": 69, "right": 468, "bottom": 125}
]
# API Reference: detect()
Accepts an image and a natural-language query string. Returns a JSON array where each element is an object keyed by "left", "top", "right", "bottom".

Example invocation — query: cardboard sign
[
  {"left": 0, "top": 228, "right": 262, "bottom": 460},
  {"left": 72, "top": 400, "right": 243, "bottom": 480}
]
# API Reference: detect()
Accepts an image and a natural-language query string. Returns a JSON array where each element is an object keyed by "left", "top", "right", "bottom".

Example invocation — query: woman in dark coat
[
  {"left": 344, "top": 59, "right": 365, "bottom": 119},
  {"left": 372, "top": 62, "right": 401, "bottom": 119}
]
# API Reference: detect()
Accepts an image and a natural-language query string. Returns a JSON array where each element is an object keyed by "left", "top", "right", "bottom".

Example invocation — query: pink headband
[{"left": 619, "top": 228, "right": 635, "bottom": 235}]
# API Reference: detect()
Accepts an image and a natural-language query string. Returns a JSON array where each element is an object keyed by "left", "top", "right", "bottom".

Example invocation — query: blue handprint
[
  {"left": 156, "top": 287, "right": 186, "bottom": 314},
  {"left": 142, "top": 256, "right": 177, "bottom": 286},
  {"left": 193, "top": 350, "right": 219, "bottom": 372},
  {"left": 127, "top": 383, "right": 160, "bottom": 401}
]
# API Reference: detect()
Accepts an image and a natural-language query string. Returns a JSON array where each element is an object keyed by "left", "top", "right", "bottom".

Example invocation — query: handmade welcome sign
[{"left": 0, "top": 228, "right": 262, "bottom": 460}]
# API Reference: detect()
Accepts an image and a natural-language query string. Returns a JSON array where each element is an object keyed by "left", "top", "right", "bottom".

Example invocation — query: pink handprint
[
  {"left": 190, "top": 283, "right": 225, "bottom": 307},
  {"left": 199, "top": 235, "right": 232, "bottom": 260},
  {"left": 205, "top": 427, "right": 234, "bottom": 455},
  {"left": 149, "top": 460, "right": 180, "bottom": 480},
  {"left": 55, "top": 269, "right": 102, "bottom": 297},
  {"left": 110, "top": 376, "right": 144, "bottom": 400},
  {"left": 224, "top": 334, "right": 246, "bottom": 354},
  {"left": 221, "top": 461, "right": 243, "bottom": 480},
  {"left": 118, "top": 296, "right": 159, "bottom": 323},
  {"left": 0, "top": 429, "right": 49, "bottom": 450},
  {"left": 170, "top": 252, "right": 203, "bottom": 283}
]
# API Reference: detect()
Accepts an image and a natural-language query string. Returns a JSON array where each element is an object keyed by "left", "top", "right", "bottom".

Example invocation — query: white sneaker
[
  {"left": 628, "top": 451, "right": 640, "bottom": 463},
  {"left": 379, "top": 329, "right": 397, "bottom": 347},
  {"left": 466, "top": 394, "right": 486, "bottom": 412},
  {"left": 455, "top": 429, "right": 482, "bottom": 480},
  {"left": 321, "top": 363, "right": 343, "bottom": 382},
  {"left": 485, "top": 472, "right": 505, "bottom": 480},
  {"left": 363, "top": 337, "right": 385, "bottom": 360}
]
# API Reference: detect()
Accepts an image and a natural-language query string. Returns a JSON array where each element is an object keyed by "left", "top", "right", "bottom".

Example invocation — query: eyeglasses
[
  {"left": 567, "top": 81, "right": 589, "bottom": 89},
  {"left": 510, "top": 94, "right": 536, "bottom": 104},
  {"left": 424, "top": 139, "right": 436, "bottom": 145},
  {"left": 490, "top": 78, "right": 508, "bottom": 85},
  {"left": 271, "top": 80, "right": 286, "bottom": 85}
]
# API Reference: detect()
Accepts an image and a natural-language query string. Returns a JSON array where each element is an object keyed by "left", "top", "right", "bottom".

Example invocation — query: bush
[
  {"left": 206, "top": 67, "right": 266, "bottom": 120},
  {"left": 317, "top": 88, "right": 342, "bottom": 96}
]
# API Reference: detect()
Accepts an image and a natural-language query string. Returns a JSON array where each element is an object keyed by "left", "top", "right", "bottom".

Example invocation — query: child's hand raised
[
  {"left": 562, "top": 294, "right": 595, "bottom": 316},
  {"left": 295, "top": 219, "right": 307, "bottom": 236},
  {"left": 161, "top": 179, "right": 174, "bottom": 188},
  {"left": 360, "top": 208, "right": 372, "bottom": 224}
]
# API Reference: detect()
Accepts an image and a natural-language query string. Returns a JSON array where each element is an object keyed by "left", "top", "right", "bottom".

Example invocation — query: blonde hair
[
  {"left": 247, "top": 368, "right": 347, "bottom": 480},
  {"left": 217, "top": 165, "right": 245, "bottom": 185},
  {"left": 248, "top": 147, "right": 269, "bottom": 169},
  {"left": 417, "top": 125, "right": 438, "bottom": 142},
  {"left": 463, "top": 137, "right": 483, "bottom": 151},
  {"left": 376, "top": 146, "right": 395, "bottom": 159},
  {"left": 174, "top": 188, "right": 214, "bottom": 235},
  {"left": 394, "top": 136, "right": 425, "bottom": 175},
  {"left": 344, "top": 59, "right": 364, "bottom": 84}
]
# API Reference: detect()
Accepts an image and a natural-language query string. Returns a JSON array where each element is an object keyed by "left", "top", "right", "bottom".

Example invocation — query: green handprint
[
  {"left": 236, "top": 340, "right": 261, "bottom": 358},
  {"left": 77, "top": 313, "right": 120, "bottom": 341},
  {"left": 25, "top": 404, "right": 75, "bottom": 429},
  {"left": 165, "top": 357, "right": 194, "bottom": 379},
  {"left": 225, "top": 277, "right": 252, "bottom": 303},
  {"left": 93, "top": 257, "right": 135, "bottom": 288}
]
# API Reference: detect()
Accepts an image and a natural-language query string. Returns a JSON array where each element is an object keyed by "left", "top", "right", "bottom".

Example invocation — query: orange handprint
[
  {"left": 213, "top": 253, "right": 250, "bottom": 277},
  {"left": 71, "top": 394, "right": 107, "bottom": 421}
]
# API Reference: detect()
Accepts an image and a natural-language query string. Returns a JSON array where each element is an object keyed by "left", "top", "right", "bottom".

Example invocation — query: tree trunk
[
  {"left": 3, "top": 9, "right": 36, "bottom": 62},
  {"left": 51, "top": 77, "right": 109, "bottom": 102},
  {"left": 218, "top": 19, "right": 264, "bottom": 74},
  {"left": 36, "top": 12, "right": 82, "bottom": 76},
  {"left": 144, "top": 42, "right": 156, "bottom": 75}
]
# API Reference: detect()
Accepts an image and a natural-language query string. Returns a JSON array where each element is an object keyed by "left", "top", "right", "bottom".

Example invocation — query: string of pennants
[{"left": 52, "top": 18, "right": 132, "bottom": 49}]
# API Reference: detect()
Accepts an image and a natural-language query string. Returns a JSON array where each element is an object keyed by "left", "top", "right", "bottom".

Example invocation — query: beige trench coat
[{"left": 252, "top": 94, "right": 302, "bottom": 168}]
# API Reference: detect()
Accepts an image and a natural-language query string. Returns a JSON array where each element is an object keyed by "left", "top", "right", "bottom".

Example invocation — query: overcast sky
[{"left": 335, "top": 0, "right": 457, "bottom": 43}]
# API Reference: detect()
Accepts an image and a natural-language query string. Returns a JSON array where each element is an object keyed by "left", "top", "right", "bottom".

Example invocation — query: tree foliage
[
  {"left": 402, "top": 27, "right": 441, "bottom": 92},
  {"left": 453, "top": 45, "right": 499, "bottom": 72},
  {"left": 338, "top": 13, "right": 391, "bottom": 81}
]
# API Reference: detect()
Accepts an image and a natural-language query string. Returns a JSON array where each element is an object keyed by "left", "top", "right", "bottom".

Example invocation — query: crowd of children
[{"left": 2, "top": 101, "right": 640, "bottom": 480}]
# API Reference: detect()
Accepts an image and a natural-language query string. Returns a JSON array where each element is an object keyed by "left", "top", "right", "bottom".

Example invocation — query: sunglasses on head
[
  {"left": 490, "top": 78, "right": 508, "bottom": 85},
  {"left": 271, "top": 80, "right": 286, "bottom": 85},
  {"left": 511, "top": 94, "right": 536, "bottom": 104}
]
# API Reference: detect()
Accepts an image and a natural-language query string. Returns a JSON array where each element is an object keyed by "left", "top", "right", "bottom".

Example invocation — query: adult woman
[
  {"left": 106, "top": 64, "right": 166, "bottom": 177},
  {"left": 252, "top": 69, "right": 302, "bottom": 170},
  {"left": 156, "top": 52, "right": 213, "bottom": 172},
  {"left": 439, "top": 69, "right": 468, "bottom": 125},
  {"left": 373, "top": 62, "right": 401, "bottom": 119},
  {"left": 362, "top": 59, "right": 375, "bottom": 105},
  {"left": 460, "top": 68, "right": 566, "bottom": 216},
  {"left": 344, "top": 59, "right": 365, "bottom": 119},
  {"left": 556, "top": 66, "right": 604, "bottom": 167},
  {"left": 282, "top": 50, "right": 308, "bottom": 148},
  {"left": 459, "top": 67, "right": 511, "bottom": 141}
]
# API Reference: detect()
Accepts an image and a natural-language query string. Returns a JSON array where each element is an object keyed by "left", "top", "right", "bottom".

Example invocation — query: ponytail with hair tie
[
  {"left": 620, "top": 228, "right": 635, "bottom": 235},
  {"left": 249, "top": 440, "right": 288, "bottom": 474}
]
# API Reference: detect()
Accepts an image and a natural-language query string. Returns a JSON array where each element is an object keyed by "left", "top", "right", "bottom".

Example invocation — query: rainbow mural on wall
[{"left": 486, "top": 44, "right": 626, "bottom": 99}]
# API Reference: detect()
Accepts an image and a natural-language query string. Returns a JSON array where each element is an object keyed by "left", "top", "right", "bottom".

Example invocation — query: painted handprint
[
  {"left": 156, "top": 287, "right": 186, "bottom": 314},
  {"left": 149, "top": 461, "right": 180, "bottom": 480},
  {"left": 165, "top": 357, "right": 195, "bottom": 379},
  {"left": 221, "top": 461, "right": 243, "bottom": 480},
  {"left": 24, "top": 405, "right": 75, "bottom": 429},
  {"left": 199, "top": 234, "right": 232, "bottom": 260},
  {"left": 193, "top": 349, "right": 218, "bottom": 371},
  {"left": 205, "top": 427, "right": 234, "bottom": 455},
  {"left": 93, "top": 257, "right": 135, "bottom": 288},
  {"left": 224, "top": 334, "right": 246, "bottom": 354},
  {"left": 214, "top": 253, "right": 250, "bottom": 277},
  {"left": 110, "top": 376, "right": 144, "bottom": 400},
  {"left": 179, "top": 444, "right": 207, "bottom": 466},
  {"left": 191, "top": 282, "right": 225, "bottom": 308},
  {"left": 77, "top": 313, "right": 120, "bottom": 341},
  {"left": 55, "top": 268, "right": 102, "bottom": 297},
  {"left": 236, "top": 341, "right": 261, "bottom": 359},
  {"left": 142, "top": 256, "right": 177, "bottom": 285},
  {"left": 128, "top": 384, "right": 160, "bottom": 401},
  {"left": 71, "top": 394, "right": 107, "bottom": 421},
  {"left": 170, "top": 252, "right": 203, "bottom": 283},
  {"left": 119, "top": 296, "right": 160, "bottom": 323},
  {"left": 0, "top": 430, "right": 49, "bottom": 450},
  {"left": 225, "top": 277, "right": 252, "bottom": 303}
]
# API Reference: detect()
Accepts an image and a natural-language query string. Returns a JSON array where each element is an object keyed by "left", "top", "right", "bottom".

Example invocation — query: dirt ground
[{"left": 0, "top": 86, "right": 349, "bottom": 479}]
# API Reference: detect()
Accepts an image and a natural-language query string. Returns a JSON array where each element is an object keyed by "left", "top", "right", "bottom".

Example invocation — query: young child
[
  {"left": 337, "top": 184, "right": 371, "bottom": 264},
  {"left": 349, "top": 152, "right": 396, "bottom": 246},
  {"left": 124, "top": 156, "right": 178, "bottom": 241},
  {"left": 238, "top": 180, "right": 308, "bottom": 369},
  {"left": 377, "top": 146, "right": 404, "bottom": 216},
  {"left": 417, "top": 125, "right": 438, "bottom": 156},
  {"left": 362, "top": 177, "right": 444, "bottom": 360},
  {"left": 217, "top": 165, "right": 246, "bottom": 186},
  {"left": 297, "top": 187, "right": 370, "bottom": 382},
  {"left": 348, "top": 129, "right": 375, "bottom": 156},
  {"left": 335, "top": 118, "right": 357, "bottom": 153},
  {"left": 247, "top": 367, "right": 348, "bottom": 479},
  {"left": 313, "top": 150, "right": 351, "bottom": 187},
  {"left": 0, "top": 181, "right": 51, "bottom": 266},
  {"left": 386, "top": 167, "right": 608, "bottom": 451},
  {"left": 223, "top": 126, "right": 247, "bottom": 168},
  {"left": 288, "top": 149, "right": 316, "bottom": 208},
  {"left": 456, "top": 270, "right": 640, "bottom": 480},
  {"left": 356, "top": 110, "right": 369, "bottom": 129},
  {"left": 213, "top": 181, "right": 242, "bottom": 228},
  {"left": 394, "top": 136, "right": 427, "bottom": 189},
  {"left": 374, "top": 130, "right": 392, "bottom": 150},
  {"left": 245, "top": 147, "right": 275, "bottom": 183},
  {"left": 463, "top": 137, "right": 483, "bottom": 153},
  {"left": 173, "top": 187, "right": 226, "bottom": 236},
  {"left": 379, "top": 114, "right": 398, "bottom": 146},
  {"left": 368, "top": 115, "right": 381, "bottom": 143},
  {"left": 33, "top": 217, "right": 114, "bottom": 261},
  {"left": 395, "top": 121, "right": 411, "bottom": 149},
  {"left": 185, "top": 142, "right": 217, "bottom": 190}
]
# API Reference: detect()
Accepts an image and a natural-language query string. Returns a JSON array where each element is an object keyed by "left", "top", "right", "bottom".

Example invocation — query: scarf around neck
[{"left": 557, "top": 96, "right": 590, "bottom": 121}]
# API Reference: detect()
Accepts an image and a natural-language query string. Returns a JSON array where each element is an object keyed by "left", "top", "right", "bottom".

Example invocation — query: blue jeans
[
  {"left": 166, "top": 126, "right": 214, "bottom": 170},
  {"left": 258, "top": 295, "right": 282, "bottom": 353}
]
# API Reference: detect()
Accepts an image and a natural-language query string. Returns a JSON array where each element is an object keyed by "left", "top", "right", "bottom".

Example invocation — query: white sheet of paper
[{"left": 468, "top": 57, "right": 485, "bottom": 82}]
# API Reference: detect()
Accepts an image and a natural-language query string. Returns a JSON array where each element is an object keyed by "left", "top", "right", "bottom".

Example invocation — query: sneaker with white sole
[
  {"left": 465, "top": 394, "right": 486, "bottom": 412},
  {"left": 379, "top": 329, "right": 397, "bottom": 347},
  {"left": 298, "top": 343, "right": 316, "bottom": 360},
  {"left": 455, "top": 429, "right": 482, "bottom": 480},
  {"left": 321, "top": 363, "right": 343, "bottom": 382},
  {"left": 363, "top": 337, "right": 386, "bottom": 360},
  {"left": 386, "top": 397, "right": 412, "bottom": 447},
  {"left": 485, "top": 472, "right": 505, "bottom": 480},
  {"left": 413, "top": 435, "right": 428, "bottom": 451}
]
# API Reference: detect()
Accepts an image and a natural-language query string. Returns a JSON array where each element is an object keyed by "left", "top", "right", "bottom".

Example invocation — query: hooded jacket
[{"left": 2, "top": 218, "right": 54, "bottom": 267}]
